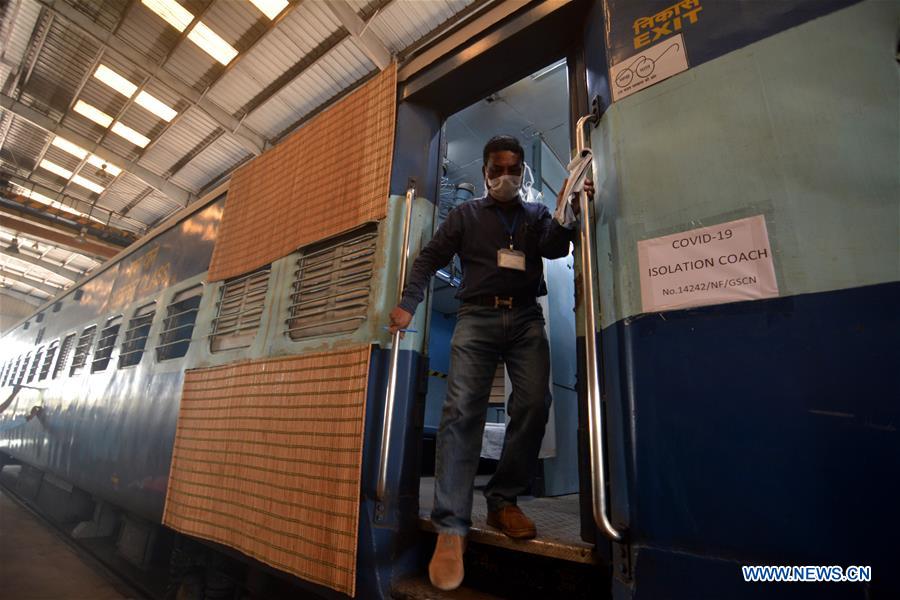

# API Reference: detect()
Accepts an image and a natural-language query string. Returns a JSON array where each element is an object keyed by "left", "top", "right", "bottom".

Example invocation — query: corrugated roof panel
[
  {"left": 0, "top": 65, "right": 10, "bottom": 92},
  {"left": 19, "top": 20, "right": 101, "bottom": 121},
  {"left": 243, "top": 37, "right": 373, "bottom": 138},
  {"left": 94, "top": 51, "right": 145, "bottom": 89},
  {"left": 42, "top": 145, "right": 82, "bottom": 172},
  {"left": 170, "top": 133, "right": 250, "bottom": 192},
  {"left": 206, "top": 0, "right": 343, "bottom": 116},
  {"left": 239, "top": 96, "right": 294, "bottom": 138},
  {"left": 127, "top": 189, "right": 181, "bottom": 226},
  {"left": 97, "top": 172, "right": 148, "bottom": 214},
  {"left": 139, "top": 79, "right": 191, "bottom": 117},
  {"left": 163, "top": 34, "right": 220, "bottom": 92},
  {"left": 1, "top": 0, "right": 42, "bottom": 68},
  {"left": 78, "top": 78, "right": 131, "bottom": 123},
  {"left": 98, "top": 126, "right": 143, "bottom": 163},
  {"left": 73, "top": 163, "right": 113, "bottom": 192},
  {"left": 60, "top": 111, "right": 106, "bottom": 144},
  {"left": 367, "top": 0, "right": 472, "bottom": 53},
  {"left": 0, "top": 259, "right": 73, "bottom": 289},
  {"left": 138, "top": 106, "right": 219, "bottom": 175},
  {"left": 116, "top": 2, "right": 181, "bottom": 66},
  {"left": 30, "top": 168, "right": 69, "bottom": 191},
  {"left": 118, "top": 100, "right": 168, "bottom": 146},
  {"left": 202, "top": 0, "right": 266, "bottom": 49},
  {"left": 63, "top": 0, "right": 129, "bottom": 32},
  {"left": 0, "top": 116, "right": 49, "bottom": 174}
]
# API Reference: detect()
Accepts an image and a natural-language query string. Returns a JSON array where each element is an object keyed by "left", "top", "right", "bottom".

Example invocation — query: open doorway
[{"left": 418, "top": 59, "right": 587, "bottom": 553}]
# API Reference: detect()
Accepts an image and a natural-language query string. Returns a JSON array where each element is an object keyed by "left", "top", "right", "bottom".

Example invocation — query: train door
[{"left": 411, "top": 56, "right": 605, "bottom": 586}]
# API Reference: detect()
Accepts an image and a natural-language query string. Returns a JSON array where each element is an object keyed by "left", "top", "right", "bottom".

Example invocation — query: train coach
[{"left": 1, "top": 0, "right": 897, "bottom": 598}]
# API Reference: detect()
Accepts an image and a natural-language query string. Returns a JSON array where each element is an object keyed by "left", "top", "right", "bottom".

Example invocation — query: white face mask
[{"left": 487, "top": 174, "right": 522, "bottom": 201}]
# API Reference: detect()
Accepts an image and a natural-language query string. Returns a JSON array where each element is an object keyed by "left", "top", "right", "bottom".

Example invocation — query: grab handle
[
  {"left": 376, "top": 179, "right": 416, "bottom": 501},
  {"left": 575, "top": 115, "right": 624, "bottom": 542}
]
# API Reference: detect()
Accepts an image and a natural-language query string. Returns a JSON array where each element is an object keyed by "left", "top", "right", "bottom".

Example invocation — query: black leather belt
[{"left": 464, "top": 295, "right": 537, "bottom": 309}]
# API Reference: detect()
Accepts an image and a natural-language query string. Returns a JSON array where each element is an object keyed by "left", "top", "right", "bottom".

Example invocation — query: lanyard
[{"left": 496, "top": 208, "right": 521, "bottom": 249}]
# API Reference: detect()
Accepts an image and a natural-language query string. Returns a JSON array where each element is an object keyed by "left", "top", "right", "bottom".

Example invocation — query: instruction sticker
[
  {"left": 610, "top": 33, "right": 689, "bottom": 102},
  {"left": 637, "top": 215, "right": 779, "bottom": 313}
]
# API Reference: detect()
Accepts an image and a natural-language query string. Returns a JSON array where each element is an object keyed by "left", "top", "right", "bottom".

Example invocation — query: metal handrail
[
  {"left": 576, "top": 113, "right": 624, "bottom": 542},
  {"left": 377, "top": 180, "right": 416, "bottom": 501}
]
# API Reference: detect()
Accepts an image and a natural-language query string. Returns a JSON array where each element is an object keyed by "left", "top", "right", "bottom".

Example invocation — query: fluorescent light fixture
[
  {"left": 134, "top": 91, "right": 177, "bottom": 122},
  {"left": 71, "top": 175, "right": 105, "bottom": 195},
  {"left": 188, "top": 22, "right": 238, "bottom": 65},
  {"left": 249, "top": 0, "right": 288, "bottom": 20},
  {"left": 94, "top": 64, "right": 138, "bottom": 97},
  {"left": 111, "top": 122, "right": 151, "bottom": 147},
  {"left": 51, "top": 136, "right": 123, "bottom": 178},
  {"left": 39, "top": 160, "right": 74, "bottom": 180},
  {"left": 86, "top": 155, "right": 122, "bottom": 177},
  {"left": 74, "top": 100, "right": 113, "bottom": 128},
  {"left": 51, "top": 136, "right": 88, "bottom": 160},
  {"left": 25, "top": 190, "right": 56, "bottom": 205},
  {"left": 141, "top": 0, "right": 193, "bottom": 32}
]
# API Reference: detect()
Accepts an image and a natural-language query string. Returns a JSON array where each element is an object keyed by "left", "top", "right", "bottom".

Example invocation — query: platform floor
[{"left": 0, "top": 488, "right": 134, "bottom": 599}]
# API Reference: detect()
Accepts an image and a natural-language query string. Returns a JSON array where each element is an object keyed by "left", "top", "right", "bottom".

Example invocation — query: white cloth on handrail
[{"left": 554, "top": 148, "right": 593, "bottom": 229}]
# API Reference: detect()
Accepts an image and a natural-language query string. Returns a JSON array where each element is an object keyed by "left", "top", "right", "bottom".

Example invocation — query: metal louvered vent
[
  {"left": 119, "top": 303, "right": 156, "bottom": 368},
  {"left": 286, "top": 227, "right": 377, "bottom": 340},
  {"left": 17, "top": 353, "right": 31, "bottom": 385},
  {"left": 7, "top": 357, "right": 22, "bottom": 386},
  {"left": 54, "top": 333, "right": 76, "bottom": 379},
  {"left": 70, "top": 326, "right": 96, "bottom": 376},
  {"left": 39, "top": 340, "right": 58, "bottom": 381},
  {"left": 92, "top": 316, "right": 122, "bottom": 373},
  {"left": 210, "top": 268, "right": 270, "bottom": 352},
  {"left": 157, "top": 285, "right": 202, "bottom": 362},
  {"left": 27, "top": 347, "right": 44, "bottom": 383}
]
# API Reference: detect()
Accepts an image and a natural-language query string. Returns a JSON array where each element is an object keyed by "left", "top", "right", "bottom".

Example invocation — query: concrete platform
[{"left": 0, "top": 488, "right": 136, "bottom": 599}]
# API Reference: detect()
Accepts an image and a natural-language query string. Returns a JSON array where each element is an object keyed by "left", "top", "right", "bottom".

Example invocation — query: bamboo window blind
[
  {"left": 163, "top": 345, "right": 371, "bottom": 596},
  {"left": 207, "top": 65, "right": 397, "bottom": 282}
]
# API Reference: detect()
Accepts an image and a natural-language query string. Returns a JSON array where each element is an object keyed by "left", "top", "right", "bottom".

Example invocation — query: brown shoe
[
  {"left": 428, "top": 533, "right": 466, "bottom": 591},
  {"left": 486, "top": 505, "right": 537, "bottom": 539}
]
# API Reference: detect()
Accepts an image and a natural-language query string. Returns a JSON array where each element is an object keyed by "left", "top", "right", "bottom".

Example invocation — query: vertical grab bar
[
  {"left": 576, "top": 115, "right": 624, "bottom": 542},
  {"left": 377, "top": 179, "right": 416, "bottom": 501}
]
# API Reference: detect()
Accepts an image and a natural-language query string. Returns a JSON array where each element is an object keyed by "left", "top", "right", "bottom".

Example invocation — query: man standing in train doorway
[{"left": 388, "top": 135, "right": 592, "bottom": 591}]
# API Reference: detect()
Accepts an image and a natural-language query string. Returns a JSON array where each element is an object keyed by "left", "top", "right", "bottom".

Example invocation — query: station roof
[{"left": 0, "top": 0, "right": 482, "bottom": 304}]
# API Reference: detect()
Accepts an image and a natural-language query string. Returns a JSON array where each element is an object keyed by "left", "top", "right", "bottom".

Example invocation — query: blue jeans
[{"left": 431, "top": 302, "right": 552, "bottom": 535}]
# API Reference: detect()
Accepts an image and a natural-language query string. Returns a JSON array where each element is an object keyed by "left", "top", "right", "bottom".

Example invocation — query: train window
[
  {"left": 7, "top": 357, "right": 21, "bottom": 386},
  {"left": 119, "top": 303, "right": 156, "bottom": 368},
  {"left": 91, "top": 316, "right": 122, "bottom": 373},
  {"left": 17, "top": 352, "right": 31, "bottom": 385},
  {"left": 286, "top": 227, "right": 377, "bottom": 340},
  {"left": 39, "top": 340, "right": 58, "bottom": 381},
  {"left": 69, "top": 326, "right": 97, "bottom": 376},
  {"left": 54, "top": 333, "right": 76, "bottom": 379},
  {"left": 157, "top": 285, "right": 203, "bottom": 362},
  {"left": 27, "top": 346, "right": 44, "bottom": 383},
  {"left": 210, "top": 268, "right": 270, "bottom": 352}
]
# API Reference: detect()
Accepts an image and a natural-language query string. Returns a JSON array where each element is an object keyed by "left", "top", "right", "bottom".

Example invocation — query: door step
[
  {"left": 392, "top": 576, "right": 505, "bottom": 600},
  {"left": 417, "top": 516, "right": 596, "bottom": 565}
]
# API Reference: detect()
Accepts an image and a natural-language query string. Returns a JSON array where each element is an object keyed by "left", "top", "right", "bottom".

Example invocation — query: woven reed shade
[
  {"left": 163, "top": 345, "right": 371, "bottom": 596},
  {"left": 208, "top": 65, "right": 397, "bottom": 282}
]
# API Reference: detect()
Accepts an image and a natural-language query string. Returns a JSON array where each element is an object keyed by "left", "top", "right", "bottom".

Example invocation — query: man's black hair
[{"left": 483, "top": 135, "right": 525, "bottom": 167}]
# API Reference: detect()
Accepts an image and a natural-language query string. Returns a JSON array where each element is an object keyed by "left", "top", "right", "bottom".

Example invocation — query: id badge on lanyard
[{"left": 496, "top": 208, "right": 526, "bottom": 271}]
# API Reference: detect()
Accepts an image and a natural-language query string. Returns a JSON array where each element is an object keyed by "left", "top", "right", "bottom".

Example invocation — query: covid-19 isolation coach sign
[{"left": 637, "top": 215, "right": 779, "bottom": 312}]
